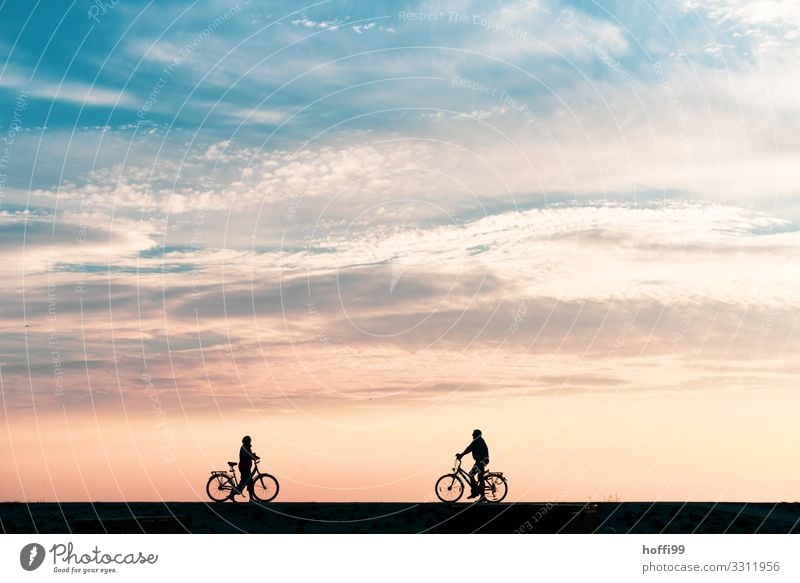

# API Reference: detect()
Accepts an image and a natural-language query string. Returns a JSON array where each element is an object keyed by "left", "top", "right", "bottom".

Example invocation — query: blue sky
[
  {"left": 2, "top": 0, "right": 798, "bottom": 210},
  {"left": 0, "top": 0, "right": 758, "bottom": 139}
]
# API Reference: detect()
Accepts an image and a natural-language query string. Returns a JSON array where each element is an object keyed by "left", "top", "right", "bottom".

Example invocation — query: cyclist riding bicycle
[{"left": 456, "top": 429, "right": 489, "bottom": 500}]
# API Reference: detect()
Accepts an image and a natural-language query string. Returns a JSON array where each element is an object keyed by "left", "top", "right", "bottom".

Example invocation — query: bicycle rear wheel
[
  {"left": 483, "top": 473, "right": 508, "bottom": 502},
  {"left": 206, "top": 474, "right": 235, "bottom": 502},
  {"left": 435, "top": 474, "right": 464, "bottom": 502},
  {"left": 251, "top": 473, "right": 280, "bottom": 502}
]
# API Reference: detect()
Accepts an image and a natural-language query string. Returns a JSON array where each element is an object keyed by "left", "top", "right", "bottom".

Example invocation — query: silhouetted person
[
  {"left": 231, "top": 435, "right": 260, "bottom": 501},
  {"left": 456, "top": 429, "right": 489, "bottom": 500}
]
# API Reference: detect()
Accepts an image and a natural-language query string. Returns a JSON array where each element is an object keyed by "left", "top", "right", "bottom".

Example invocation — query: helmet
[
  {"left": 472, "top": 429, "right": 482, "bottom": 438},
  {"left": 242, "top": 435, "right": 252, "bottom": 444}
]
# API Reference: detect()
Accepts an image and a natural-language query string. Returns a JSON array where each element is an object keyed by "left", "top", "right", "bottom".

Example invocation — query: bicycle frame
[
  {"left": 453, "top": 457, "right": 483, "bottom": 488},
  {"left": 211, "top": 459, "right": 264, "bottom": 488}
]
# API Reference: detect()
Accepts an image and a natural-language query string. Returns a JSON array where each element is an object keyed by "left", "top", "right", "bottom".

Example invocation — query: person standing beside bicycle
[
  {"left": 456, "top": 429, "right": 489, "bottom": 501},
  {"left": 231, "top": 435, "right": 260, "bottom": 501}
]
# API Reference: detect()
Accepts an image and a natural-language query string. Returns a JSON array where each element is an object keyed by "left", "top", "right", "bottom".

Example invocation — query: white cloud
[
  {"left": 0, "top": 210, "right": 158, "bottom": 275},
  {"left": 0, "top": 64, "right": 132, "bottom": 107},
  {"left": 227, "top": 107, "right": 287, "bottom": 125},
  {"left": 682, "top": 0, "right": 800, "bottom": 54},
  {"left": 14, "top": 196, "right": 796, "bottom": 308},
  {"left": 32, "top": 176, "right": 232, "bottom": 215},
  {"left": 291, "top": 17, "right": 340, "bottom": 30},
  {"left": 272, "top": 202, "right": 799, "bottom": 305},
  {"left": 4, "top": 200, "right": 798, "bottom": 413},
  {"left": 352, "top": 22, "right": 376, "bottom": 34},
  {"left": 28, "top": 68, "right": 800, "bottom": 228}
]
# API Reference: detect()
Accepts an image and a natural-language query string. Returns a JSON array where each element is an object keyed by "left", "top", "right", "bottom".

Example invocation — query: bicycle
[
  {"left": 434, "top": 456, "right": 508, "bottom": 503},
  {"left": 206, "top": 458, "right": 279, "bottom": 503}
]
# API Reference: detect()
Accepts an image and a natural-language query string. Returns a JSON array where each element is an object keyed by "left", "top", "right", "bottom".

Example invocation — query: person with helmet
[
  {"left": 230, "top": 435, "right": 260, "bottom": 501},
  {"left": 456, "top": 429, "right": 490, "bottom": 500}
]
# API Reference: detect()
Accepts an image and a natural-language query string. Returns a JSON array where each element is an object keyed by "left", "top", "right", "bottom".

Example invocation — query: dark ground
[{"left": 3, "top": 502, "right": 800, "bottom": 533}]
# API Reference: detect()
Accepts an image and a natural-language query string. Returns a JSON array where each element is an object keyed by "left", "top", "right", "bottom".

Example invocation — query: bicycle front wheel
[
  {"left": 251, "top": 473, "right": 280, "bottom": 502},
  {"left": 483, "top": 473, "right": 508, "bottom": 503},
  {"left": 206, "top": 474, "right": 235, "bottom": 502},
  {"left": 435, "top": 474, "right": 464, "bottom": 502}
]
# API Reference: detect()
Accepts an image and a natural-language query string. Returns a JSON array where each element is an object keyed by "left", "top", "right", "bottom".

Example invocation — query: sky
[{"left": 1, "top": 0, "right": 800, "bottom": 503}]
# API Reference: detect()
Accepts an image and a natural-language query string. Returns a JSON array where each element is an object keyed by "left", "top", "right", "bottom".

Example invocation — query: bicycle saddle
[{"left": 227, "top": 461, "right": 237, "bottom": 467}]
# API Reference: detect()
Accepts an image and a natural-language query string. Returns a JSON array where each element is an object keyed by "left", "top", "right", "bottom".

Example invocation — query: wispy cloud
[
  {"left": 682, "top": 0, "right": 800, "bottom": 54},
  {"left": 0, "top": 64, "right": 133, "bottom": 107}
]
